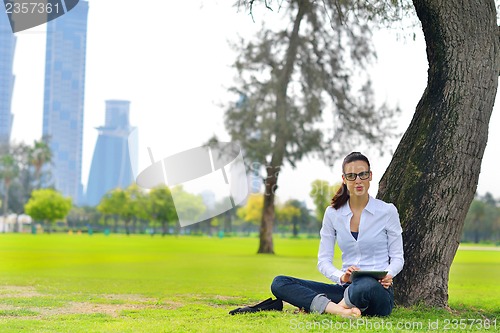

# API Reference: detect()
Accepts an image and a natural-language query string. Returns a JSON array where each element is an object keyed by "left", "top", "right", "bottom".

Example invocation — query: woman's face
[{"left": 342, "top": 160, "right": 372, "bottom": 197}]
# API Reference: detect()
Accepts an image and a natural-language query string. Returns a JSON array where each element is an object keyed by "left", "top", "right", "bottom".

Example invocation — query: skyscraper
[
  {"left": 42, "top": 0, "right": 89, "bottom": 203},
  {"left": 0, "top": 13, "right": 16, "bottom": 145},
  {"left": 85, "top": 100, "right": 137, "bottom": 206}
]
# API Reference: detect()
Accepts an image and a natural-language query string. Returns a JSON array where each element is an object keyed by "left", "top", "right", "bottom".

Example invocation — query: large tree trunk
[
  {"left": 258, "top": 0, "right": 309, "bottom": 253},
  {"left": 259, "top": 165, "right": 279, "bottom": 253},
  {"left": 377, "top": 0, "right": 499, "bottom": 308}
]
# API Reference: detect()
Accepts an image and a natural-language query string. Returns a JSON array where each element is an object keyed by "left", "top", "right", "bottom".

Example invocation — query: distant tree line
[
  {"left": 2, "top": 138, "right": 498, "bottom": 242},
  {"left": 462, "top": 192, "right": 500, "bottom": 244},
  {"left": 66, "top": 184, "right": 319, "bottom": 237}
]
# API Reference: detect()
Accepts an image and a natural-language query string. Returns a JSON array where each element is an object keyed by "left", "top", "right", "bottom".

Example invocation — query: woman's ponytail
[{"left": 331, "top": 183, "right": 349, "bottom": 210}]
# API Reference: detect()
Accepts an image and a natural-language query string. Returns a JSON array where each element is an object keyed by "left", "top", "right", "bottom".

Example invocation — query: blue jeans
[{"left": 271, "top": 275, "right": 394, "bottom": 316}]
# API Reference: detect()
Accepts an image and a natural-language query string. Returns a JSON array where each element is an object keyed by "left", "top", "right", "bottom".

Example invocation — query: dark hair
[{"left": 331, "top": 152, "right": 371, "bottom": 209}]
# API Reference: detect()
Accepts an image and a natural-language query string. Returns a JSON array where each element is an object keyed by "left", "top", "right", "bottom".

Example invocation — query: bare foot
[
  {"left": 324, "top": 301, "right": 361, "bottom": 318},
  {"left": 346, "top": 307, "right": 361, "bottom": 318},
  {"left": 338, "top": 298, "right": 349, "bottom": 309}
]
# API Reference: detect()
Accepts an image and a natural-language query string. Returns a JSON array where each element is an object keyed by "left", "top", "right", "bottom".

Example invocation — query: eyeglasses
[{"left": 344, "top": 171, "right": 371, "bottom": 181}]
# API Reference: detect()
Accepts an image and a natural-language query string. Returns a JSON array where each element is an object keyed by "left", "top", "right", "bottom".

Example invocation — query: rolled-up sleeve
[
  {"left": 384, "top": 204, "right": 404, "bottom": 277},
  {"left": 317, "top": 208, "right": 345, "bottom": 284}
]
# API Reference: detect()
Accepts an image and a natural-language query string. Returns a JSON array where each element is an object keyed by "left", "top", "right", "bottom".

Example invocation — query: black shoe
[{"left": 229, "top": 298, "right": 283, "bottom": 315}]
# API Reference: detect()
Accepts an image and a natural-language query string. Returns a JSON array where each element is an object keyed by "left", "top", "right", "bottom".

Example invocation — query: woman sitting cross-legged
[{"left": 271, "top": 152, "right": 404, "bottom": 317}]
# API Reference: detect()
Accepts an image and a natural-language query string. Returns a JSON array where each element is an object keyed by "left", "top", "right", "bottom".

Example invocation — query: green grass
[{"left": 0, "top": 234, "right": 498, "bottom": 332}]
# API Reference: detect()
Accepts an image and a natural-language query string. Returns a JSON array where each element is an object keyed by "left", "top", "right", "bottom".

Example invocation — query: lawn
[{"left": 0, "top": 234, "right": 498, "bottom": 332}]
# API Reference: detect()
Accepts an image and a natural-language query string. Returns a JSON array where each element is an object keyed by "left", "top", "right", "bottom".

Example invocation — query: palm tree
[{"left": 29, "top": 139, "right": 52, "bottom": 189}]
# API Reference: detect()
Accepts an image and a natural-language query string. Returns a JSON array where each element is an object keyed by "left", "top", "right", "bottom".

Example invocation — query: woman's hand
[
  {"left": 341, "top": 266, "right": 360, "bottom": 283},
  {"left": 379, "top": 274, "right": 393, "bottom": 289}
]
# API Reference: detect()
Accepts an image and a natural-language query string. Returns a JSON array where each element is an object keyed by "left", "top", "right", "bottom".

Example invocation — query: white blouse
[{"left": 317, "top": 196, "right": 404, "bottom": 284}]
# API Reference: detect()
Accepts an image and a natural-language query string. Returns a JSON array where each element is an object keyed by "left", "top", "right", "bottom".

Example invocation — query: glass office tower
[
  {"left": 0, "top": 13, "right": 16, "bottom": 145},
  {"left": 86, "top": 100, "right": 137, "bottom": 206},
  {"left": 42, "top": 0, "right": 89, "bottom": 203}
]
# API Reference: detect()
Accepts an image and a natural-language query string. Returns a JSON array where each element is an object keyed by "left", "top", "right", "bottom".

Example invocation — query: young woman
[{"left": 271, "top": 152, "right": 404, "bottom": 317}]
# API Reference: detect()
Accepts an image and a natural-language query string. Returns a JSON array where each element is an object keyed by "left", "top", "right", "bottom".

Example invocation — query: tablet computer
[{"left": 350, "top": 270, "right": 388, "bottom": 282}]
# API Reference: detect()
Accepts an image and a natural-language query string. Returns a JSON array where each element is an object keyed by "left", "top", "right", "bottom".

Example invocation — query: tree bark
[
  {"left": 258, "top": 0, "right": 309, "bottom": 253},
  {"left": 377, "top": 0, "right": 499, "bottom": 307}
]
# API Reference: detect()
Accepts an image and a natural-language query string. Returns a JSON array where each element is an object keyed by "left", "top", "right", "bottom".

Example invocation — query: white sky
[{"left": 8, "top": 1, "right": 500, "bottom": 209}]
